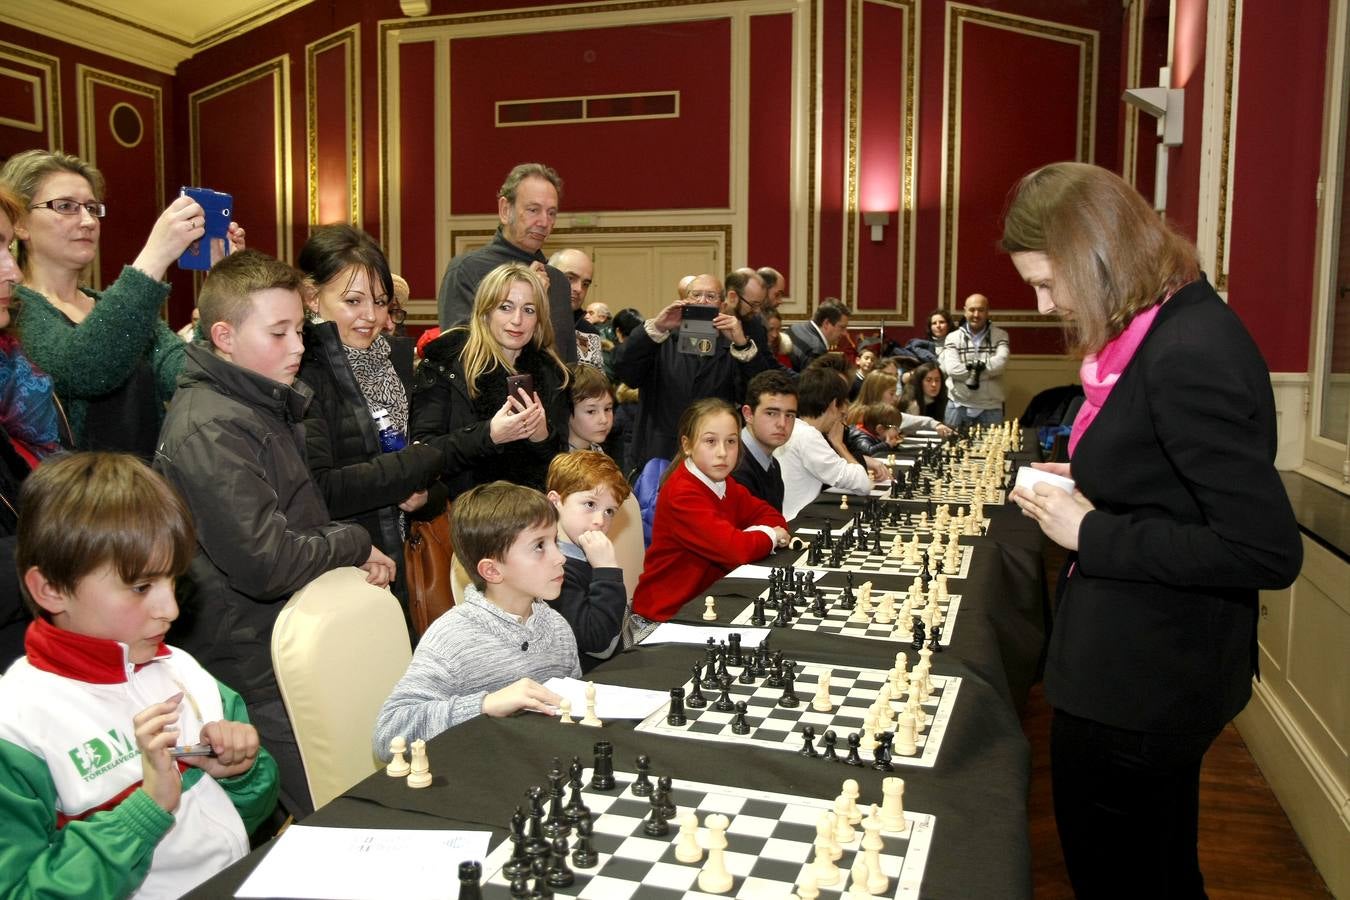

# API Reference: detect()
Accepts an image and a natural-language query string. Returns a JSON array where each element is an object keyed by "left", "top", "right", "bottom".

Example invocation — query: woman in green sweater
[{"left": 0, "top": 150, "right": 231, "bottom": 457}]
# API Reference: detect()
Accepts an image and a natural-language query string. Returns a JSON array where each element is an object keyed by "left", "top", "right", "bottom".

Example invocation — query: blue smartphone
[{"left": 178, "top": 187, "right": 233, "bottom": 271}]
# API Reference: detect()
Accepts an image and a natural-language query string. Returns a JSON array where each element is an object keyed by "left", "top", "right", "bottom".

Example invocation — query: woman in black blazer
[{"left": 1003, "top": 163, "right": 1301, "bottom": 899}]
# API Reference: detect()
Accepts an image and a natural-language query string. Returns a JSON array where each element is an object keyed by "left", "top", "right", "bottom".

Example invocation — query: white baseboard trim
[{"left": 1235, "top": 679, "right": 1348, "bottom": 898}]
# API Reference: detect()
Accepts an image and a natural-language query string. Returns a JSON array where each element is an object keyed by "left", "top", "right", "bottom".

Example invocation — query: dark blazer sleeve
[
  {"left": 613, "top": 325, "right": 662, "bottom": 390},
  {"left": 303, "top": 408, "right": 446, "bottom": 520},
  {"left": 556, "top": 559, "right": 626, "bottom": 654},
  {"left": 1077, "top": 329, "right": 1301, "bottom": 590}
]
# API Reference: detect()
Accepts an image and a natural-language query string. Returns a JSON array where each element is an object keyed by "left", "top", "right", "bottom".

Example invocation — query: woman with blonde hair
[
  {"left": 412, "top": 262, "right": 570, "bottom": 497},
  {"left": 0, "top": 149, "right": 235, "bottom": 457},
  {"left": 1005, "top": 162, "right": 1300, "bottom": 898}
]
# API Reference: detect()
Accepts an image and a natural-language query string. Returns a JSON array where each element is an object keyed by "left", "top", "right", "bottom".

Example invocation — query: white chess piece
[
  {"left": 847, "top": 859, "right": 874, "bottom": 897},
  {"left": 812, "top": 672, "right": 833, "bottom": 712},
  {"left": 820, "top": 811, "right": 843, "bottom": 860},
  {"left": 833, "top": 793, "right": 856, "bottom": 844},
  {"left": 386, "top": 736, "right": 411, "bottom": 777},
  {"left": 842, "top": 778, "right": 863, "bottom": 825},
  {"left": 797, "top": 872, "right": 821, "bottom": 900},
  {"left": 839, "top": 494, "right": 849, "bottom": 510},
  {"left": 810, "top": 817, "right": 840, "bottom": 885},
  {"left": 873, "top": 593, "right": 894, "bottom": 625},
  {"left": 698, "top": 813, "right": 734, "bottom": 893},
  {"left": 580, "top": 682, "right": 603, "bottom": 727},
  {"left": 558, "top": 698, "right": 574, "bottom": 725},
  {"left": 862, "top": 814, "right": 889, "bottom": 894},
  {"left": 879, "top": 779, "right": 907, "bottom": 833},
  {"left": 406, "top": 739, "right": 432, "bottom": 789},
  {"left": 894, "top": 711, "right": 918, "bottom": 755},
  {"left": 702, "top": 596, "right": 717, "bottom": 621},
  {"left": 675, "top": 812, "right": 702, "bottom": 863}
]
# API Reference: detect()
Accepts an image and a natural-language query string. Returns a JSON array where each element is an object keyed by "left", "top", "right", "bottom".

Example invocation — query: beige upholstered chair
[
  {"left": 271, "top": 567, "right": 412, "bottom": 810},
  {"left": 449, "top": 554, "right": 473, "bottom": 607},
  {"left": 610, "top": 492, "right": 645, "bottom": 597}
]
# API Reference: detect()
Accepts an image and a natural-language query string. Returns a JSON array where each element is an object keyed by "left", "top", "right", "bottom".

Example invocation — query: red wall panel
[
  {"left": 313, "top": 42, "right": 351, "bottom": 225},
  {"left": 448, "top": 19, "right": 731, "bottom": 214},
  {"left": 854, "top": 0, "right": 905, "bottom": 313},
  {"left": 193, "top": 74, "right": 282, "bottom": 261},
  {"left": 817, "top": 0, "right": 848, "bottom": 302},
  {"left": 397, "top": 41, "right": 438, "bottom": 300},
  {"left": 747, "top": 13, "right": 794, "bottom": 273}
]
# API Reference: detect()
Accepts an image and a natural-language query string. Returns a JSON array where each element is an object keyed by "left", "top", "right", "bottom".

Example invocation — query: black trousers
[
  {"left": 1051, "top": 708, "right": 1222, "bottom": 899},
  {"left": 248, "top": 697, "right": 315, "bottom": 820}
]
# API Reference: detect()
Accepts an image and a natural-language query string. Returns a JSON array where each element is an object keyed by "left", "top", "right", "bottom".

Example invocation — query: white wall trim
[{"left": 1270, "top": 372, "right": 1310, "bottom": 471}]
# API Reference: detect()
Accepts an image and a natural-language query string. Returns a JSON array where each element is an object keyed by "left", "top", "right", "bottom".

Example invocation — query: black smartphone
[{"left": 506, "top": 373, "right": 535, "bottom": 399}]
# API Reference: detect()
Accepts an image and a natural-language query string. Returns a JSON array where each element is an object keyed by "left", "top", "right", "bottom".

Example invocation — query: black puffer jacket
[
  {"left": 296, "top": 321, "right": 446, "bottom": 563},
  {"left": 411, "top": 328, "right": 568, "bottom": 497},
  {"left": 154, "top": 344, "right": 371, "bottom": 705}
]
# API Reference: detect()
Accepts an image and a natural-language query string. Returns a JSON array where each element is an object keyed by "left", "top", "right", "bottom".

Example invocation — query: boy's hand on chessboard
[
  {"left": 482, "top": 678, "right": 564, "bottom": 718},
  {"left": 188, "top": 720, "right": 261, "bottom": 779},
  {"left": 576, "top": 529, "right": 618, "bottom": 569},
  {"left": 135, "top": 692, "right": 185, "bottom": 813}
]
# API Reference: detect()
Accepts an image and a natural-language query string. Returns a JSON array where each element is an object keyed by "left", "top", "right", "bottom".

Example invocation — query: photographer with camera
[{"left": 939, "top": 293, "right": 1010, "bottom": 426}]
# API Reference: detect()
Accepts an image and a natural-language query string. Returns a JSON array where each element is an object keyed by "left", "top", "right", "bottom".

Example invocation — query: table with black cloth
[{"left": 191, "top": 440, "right": 1047, "bottom": 900}]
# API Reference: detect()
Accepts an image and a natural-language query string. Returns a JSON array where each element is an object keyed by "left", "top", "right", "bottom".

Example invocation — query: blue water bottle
[{"left": 372, "top": 407, "right": 406, "bottom": 452}]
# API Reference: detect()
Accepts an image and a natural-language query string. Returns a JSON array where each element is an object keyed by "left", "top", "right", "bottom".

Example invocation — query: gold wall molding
[
  {"left": 1122, "top": 0, "right": 1145, "bottom": 186},
  {"left": 305, "top": 24, "right": 362, "bottom": 229},
  {"left": 0, "top": 41, "right": 61, "bottom": 149},
  {"left": 1212, "top": 0, "right": 1239, "bottom": 290},
  {"left": 938, "top": 4, "right": 1098, "bottom": 309},
  {"left": 188, "top": 55, "right": 294, "bottom": 263}
]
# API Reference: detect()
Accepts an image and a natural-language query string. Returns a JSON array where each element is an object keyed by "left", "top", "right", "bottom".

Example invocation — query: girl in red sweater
[{"left": 631, "top": 398, "right": 789, "bottom": 624}]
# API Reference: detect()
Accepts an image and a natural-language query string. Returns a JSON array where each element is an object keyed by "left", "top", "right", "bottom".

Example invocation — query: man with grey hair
[{"left": 437, "top": 162, "right": 576, "bottom": 361}]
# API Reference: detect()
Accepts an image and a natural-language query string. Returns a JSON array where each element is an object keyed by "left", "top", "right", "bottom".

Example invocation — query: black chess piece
[
  {"left": 772, "top": 595, "right": 791, "bottom": 628},
  {"left": 657, "top": 775, "right": 677, "bottom": 819},
  {"left": 715, "top": 642, "right": 730, "bottom": 681},
  {"left": 713, "top": 673, "right": 735, "bottom": 712},
  {"left": 524, "top": 787, "right": 549, "bottom": 855},
  {"left": 777, "top": 660, "right": 800, "bottom": 708},
  {"left": 822, "top": 729, "right": 839, "bottom": 762},
  {"left": 700, "top": 648, "right": 719, "bottom": 688},
  {"left": 911, "top": 619, "right": 926, "bottom": 652},
  {"left": 811, "top": 590, "right": 827, "bottom": 618},
  {"left": 871, "top": 731, "right": 895, "bottom": 772},
  {"left": 731, "top": 700, "right": 751, "bottom": 735},
  {"left": 529, "top": 856, "right": 554, "bottom": 899},
  {"left": 752, "top": 643, "right": 770, "bottom": 678},
  {"left": 728, "top": 633, "right": 744, "bottom": 667},
  {"left": 686, "top": 666, "right": 708, "bottom": 708},
  {"left": 458, "top": 861, "right": 482, "bottom": 900},
  {"left": 564, "top": 759, "right": 588, "bottom": 825},
  {"left": 667, "top": 687, "right": 688, "bottom": 726},
  {"left": 545, "top": 836, "right": 575, "bottom": 889},
  {"left": 845, "top": 732, "right": 864, "bottom": 767},
  {"left": 799, "top": 725, "right": 820, "bottom": 758},
  {"left": 589, "top": 741, "right": 615, "bottom": 791},
  {"left": 542, "top": 767, "right": 569, "bottom": 840},
  {"left": 632, "top": 754, "right": 653, "bottom": 796},
  {"left": 643, "top": 788, "right": 670, "bottom": 836},
  {"left": 764, "top": 656, "right": 784, "bottom": 689},
  {"left": 508, "top": 872, "right": 530, "bottom": 899},
  {"left": 930, "top": 624, "right": 944, "bottom": 651},
  {"left": 571, "top": 814, "right": 598, "bottom": 868},
  {"left": 737, "top": 655, "right": 756, "bottom": 684},
  {"left": 504, "top": 806, "right": 531, "bottom": 879},
  {"left": 750, "top": 594, "right": 767, "bottom": 626}
]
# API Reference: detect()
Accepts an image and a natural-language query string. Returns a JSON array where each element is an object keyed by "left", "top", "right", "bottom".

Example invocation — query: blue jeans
[{"left": 943, "top": 403, "right": 1003, "bottom": 427}]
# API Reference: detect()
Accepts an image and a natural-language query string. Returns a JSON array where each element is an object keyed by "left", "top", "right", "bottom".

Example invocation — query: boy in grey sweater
[{"left": 373, "top": 482, "right": 579, "bottom": 757}]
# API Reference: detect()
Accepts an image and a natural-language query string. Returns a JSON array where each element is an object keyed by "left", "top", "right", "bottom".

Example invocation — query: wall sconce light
[
  {"left": 863, "top": 212, "right": 890, "bottom": 242},
  {"left": 1122, "top": 66, "right": 1185, "bottom": 212}
]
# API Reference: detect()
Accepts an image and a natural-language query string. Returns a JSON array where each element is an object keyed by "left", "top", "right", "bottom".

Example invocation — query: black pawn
[
  {"left": 686, "top": 666, "right": 708, "bottom": 708},
  {"left": 632, "top": 754, "right": 653, "bottom": 796},
  {"left": 657, "top": 776, "right": 677, "bottom": 819},
  {"left": 571, "top": 814, "right": 598, "bottom": 869},
  {"left": 667, "top": 687, "right": 688, "bottom": 726},
  {"left": 777, "top": 660, "right": 800, "bottom": 708},
  {"left": 529, "top": 856, "right": 553, "bottom": 899},
  {"left": 713, "top": 673, "right": 735, "bottom": 712},
  {"left": 730, "top": 700, "right": 751, "bottom": 735},
  {"left": 930, "top": 624, "right": 944, "bottom": 651},
  {"left": 845, "top": 732, "right": 864, "bottom": 767},
  {"left": 737, "top": 655, "right": 756, "bottom": 684},
  {"left": 822, "top": 729, "right": 839, "bottom": 762},
  {"left": 799, "top": 725, "right": 820, "bottom": 758},
  {"left": 545, "top": 836, "right": 574, "bottom": 889},
  {"left": 752, "top": 644, "right": 770, "bottom": 678},
  {"left": 643, "top": 788, "right": 669, "bottom": 836},
  {"left": 750, "top": 594, "right": 767, "bottom": 626},
  {"left": 589, "top": 741, "right": 615, "bottom": 791},
  {"left": 458, "top": 861, "right": 482, "bottom": 899},
  {"left": 508, "top": 873, "right": 530, "bottom": 899}
]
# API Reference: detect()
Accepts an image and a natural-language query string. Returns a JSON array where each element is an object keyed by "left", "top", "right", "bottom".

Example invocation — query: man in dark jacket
[
  {"left": 436, "top": 163, "right": 577, "bottom": 362},
  {"left": 154, "top": 251, "right": 393, "bottom": 819}
]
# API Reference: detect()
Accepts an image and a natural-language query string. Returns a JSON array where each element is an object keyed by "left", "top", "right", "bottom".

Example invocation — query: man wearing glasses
[
  {"left": 613, "top": 273, "right": 773, "bottom": 471},
  {"left": 436, "top": 163, "right": 577, "bottom": 361}
]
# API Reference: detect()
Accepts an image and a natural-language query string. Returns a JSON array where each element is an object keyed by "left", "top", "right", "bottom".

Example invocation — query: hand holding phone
[{"left": 178, "top": 187, "right": 234, "bottom": 271}]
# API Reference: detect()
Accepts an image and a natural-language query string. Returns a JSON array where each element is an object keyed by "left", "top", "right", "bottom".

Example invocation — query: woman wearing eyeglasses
[{"left": 0, "top": 149, "right": 230, "bottom": 458}]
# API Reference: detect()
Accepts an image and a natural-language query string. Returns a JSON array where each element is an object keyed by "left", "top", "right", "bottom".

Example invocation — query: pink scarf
[{"left": 1068, "top": 302, "right": 1161, "bottom": 457}]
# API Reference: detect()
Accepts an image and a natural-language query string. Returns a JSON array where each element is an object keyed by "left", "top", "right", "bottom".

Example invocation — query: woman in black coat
[
  {"left": 412, "top": 262, "right": 570, "bottom": 498},
  {"left": 1004, "top": 163, "right": 1301, "bottom": 899}
]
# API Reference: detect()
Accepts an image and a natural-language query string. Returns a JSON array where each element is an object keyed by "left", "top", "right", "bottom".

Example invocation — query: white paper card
[
  {"left": 1014, "top": 466, "right": 1076, "bottom": 494},
  {"left": 543, "top": 677, "right": 670, "bottom": 720},
  {"left": 235, "top": 826, "right": 491, "bottom": 899},
  {"left": 641, "top": 622, "right": 770, "bottom": 647}
]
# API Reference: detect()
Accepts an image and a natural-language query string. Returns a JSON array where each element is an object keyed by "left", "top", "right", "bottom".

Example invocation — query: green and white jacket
[{"left": 0, "top": 618, "right": 278, "bottom": 898}]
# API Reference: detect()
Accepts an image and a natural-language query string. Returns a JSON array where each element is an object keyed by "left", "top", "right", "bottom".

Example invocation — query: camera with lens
[{"left": 964, "top": 360, "right": 987, "bottom": 390}]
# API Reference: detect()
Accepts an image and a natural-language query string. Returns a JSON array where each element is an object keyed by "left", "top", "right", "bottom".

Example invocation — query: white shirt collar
[{"left": 684, "top": 457, "right": 727, "bottom": 499}]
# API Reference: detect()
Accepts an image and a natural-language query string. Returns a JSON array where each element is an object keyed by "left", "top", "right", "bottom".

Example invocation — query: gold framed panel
[
  {"left": 0, "top": 41, "right": 61, "bottom": 148},
  {"left": 306, "top": 25, "right": 362, "bottom": 229}
]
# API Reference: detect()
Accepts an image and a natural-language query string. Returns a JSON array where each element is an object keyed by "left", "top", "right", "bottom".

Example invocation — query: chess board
[
  {"left": 790, "top": 543, "right": 973, "bottom": 579},
  {"left": 730, "top": 585, "right": 961, "bottom": 648},
  {"left": 873, "top": 484, "right": 1008, "bottom": 505},
  {"left": 635, "top": 660, "right": 959, "bottom": 769},
  {"left": 479, "top": 770, "right": 935, "bottom": 899}
]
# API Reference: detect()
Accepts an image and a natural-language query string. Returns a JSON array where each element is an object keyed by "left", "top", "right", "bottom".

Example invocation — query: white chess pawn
[
  {"left": 698, "top": 813, "right": 733, "bottom": 893},
  {"left": 580, "top": 682, "right": 603, "bottom": 727},
  {"left": 833, "top": 793, "right": 856, "bottom": 844},
  {"left": 847, "top": 859, "right": 873, "bottom": 898},
  {"left": 842, "top": 778, "right": 863, "bottom": 825},
  {"left": 702, "top": 596, "right": 717, "bottom": 621},
  {"left": 812, "top": 672, "right": 833, "bottom": 713},
  {"left": 889, "top": 533, "right": 904, "bottom": 558},
  {"left": 386, "top": 736, "right": 411, "bottom": 777},
  {"left": 406, "top": 739, "right": 432, "bottom": 789},
  {"left": 839, "top": 494, "right": 849, "bottom": 510},
  {"left": 894, "top": 711, "right": 919, "bottom": 756},
  {"left": 796, "top": 873, "right": 821, "bottom": 900},
  {"left": 675, "top": 812, "right": 702, "bottom": 863},
  {"left": 558, "top": 698, "right": 575, "bottom": 725}
]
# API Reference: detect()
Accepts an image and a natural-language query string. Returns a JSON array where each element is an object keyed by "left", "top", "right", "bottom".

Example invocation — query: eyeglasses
[
  {"left": 388, "top": 304, "right": 407, "bottom": 324},
  {"left": 29, "top": 198, "right": 107, "bottom": 218},
  {"left": 687, "top": 290, "right": 721, "bottom": 302}
]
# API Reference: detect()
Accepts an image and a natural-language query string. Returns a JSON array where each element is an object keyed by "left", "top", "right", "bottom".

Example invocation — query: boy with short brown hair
[{"left": 0, "top": 453, "right": 277, "bottom": 897}]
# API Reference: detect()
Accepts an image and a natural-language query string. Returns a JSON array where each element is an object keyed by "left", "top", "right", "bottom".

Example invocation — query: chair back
[
  {"left": 632, "top": 457, "right": 669, "bottom": 547},
  {"left": 271, "top": 567, "right": 411, "bottom": 810},
  {"left": 450, "top": 553, "right": 473, "bottom": 607},
  {"left": 610, "top": 492, "right": 645, "bottom": 597}
]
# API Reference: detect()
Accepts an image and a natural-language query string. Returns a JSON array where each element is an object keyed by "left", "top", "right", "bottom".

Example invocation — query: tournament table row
[{"left": 191, "top": 441, "right": 1047, "bottom": 900}]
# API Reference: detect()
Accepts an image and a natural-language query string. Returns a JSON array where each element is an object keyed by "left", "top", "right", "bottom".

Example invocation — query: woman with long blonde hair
[{"left": 412, "top": 262, "right": 570, "bottom": 497}]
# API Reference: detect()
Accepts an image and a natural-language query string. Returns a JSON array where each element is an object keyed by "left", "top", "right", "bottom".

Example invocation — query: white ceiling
[{"left": 91, "top": 0, "right": 304, "bottom": 44}]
